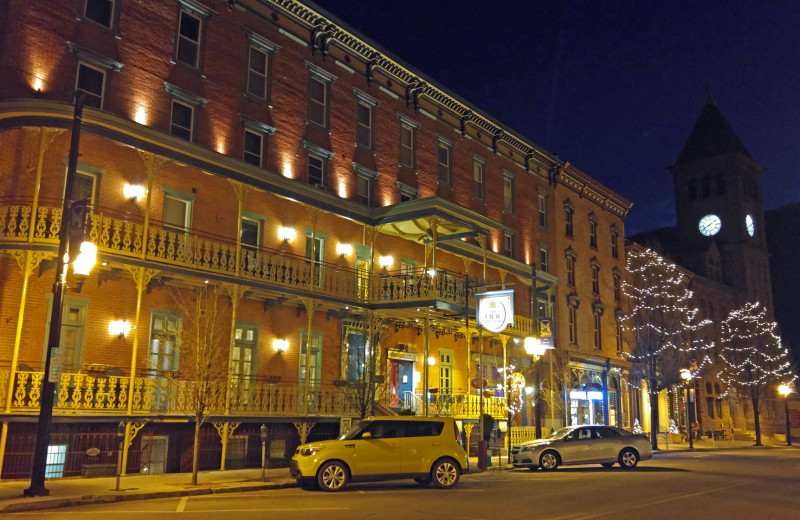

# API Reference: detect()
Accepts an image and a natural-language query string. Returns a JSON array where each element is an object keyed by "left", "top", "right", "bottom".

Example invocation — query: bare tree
[
  {"left": 718, "top": 302, "right": 795, "bottom": 446},
  {"left": 170, "top": 284, "right": 231, "bottom": 485},
  {"left": 341, "top": 312, "right": 388, "bottom": 419},
  {"left": 623, "top": 247, "right": 711, "bottom": 450}
]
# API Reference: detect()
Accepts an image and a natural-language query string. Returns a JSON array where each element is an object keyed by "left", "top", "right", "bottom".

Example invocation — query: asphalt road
[{"left": 7, "top": 449, "right": 800, "bottom": 520}]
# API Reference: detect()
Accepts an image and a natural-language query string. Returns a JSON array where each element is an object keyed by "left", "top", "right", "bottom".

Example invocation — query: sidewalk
[
  {"left": 650, "top": 435, "right": 794, "bottom": 452},
  {"left": 0, "top": 457, "right": 503, "bottom": 514}
]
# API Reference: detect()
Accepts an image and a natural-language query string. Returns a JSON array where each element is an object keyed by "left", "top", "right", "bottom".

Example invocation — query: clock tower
[{"left": 669, "top": 93, "right": 773, "bottom": 310}]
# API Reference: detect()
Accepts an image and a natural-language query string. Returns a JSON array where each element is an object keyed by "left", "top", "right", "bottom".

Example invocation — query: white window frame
[{"left": 176, "top": 9, "right": 203, "bottom": 69}]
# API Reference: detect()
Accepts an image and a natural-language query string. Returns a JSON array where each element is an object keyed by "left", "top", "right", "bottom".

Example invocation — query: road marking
[
  {"left": 563, "top": 478, "right": 757, "bottom": 520},
  {"left": 176, "top": 496, "right": 188, "bottom": 512}
]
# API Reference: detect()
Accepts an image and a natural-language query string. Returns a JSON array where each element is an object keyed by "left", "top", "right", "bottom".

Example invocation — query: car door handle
[{"left": 344, "top": 444, "right": 355, "bottom": 448}]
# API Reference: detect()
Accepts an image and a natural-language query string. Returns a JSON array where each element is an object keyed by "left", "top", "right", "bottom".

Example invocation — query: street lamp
[
  {"left": 25, "top": 92, "right": 91, "bottom": 497},
  {"left": 524, "top": 337, "right": 553, "bottom": 439},
  {"left": 680, "top": 368, "right": 696, "bottom": 450},
  {"left": 260, "top": 424, "right": 269, "bottom": 481},
  {"left": 778, "top": 384, "right": 793, "bottom": 447}
]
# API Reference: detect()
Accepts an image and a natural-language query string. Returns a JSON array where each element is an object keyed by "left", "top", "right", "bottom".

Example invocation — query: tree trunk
[
  {"left": 650, "top": 382, "right": 660, "bottom": 451},
  {"left": 192, "top": 417, "right": 201, "bottom": 485},
  {"left": 751, "top": 388, "right": 762, "bottom": 446}
]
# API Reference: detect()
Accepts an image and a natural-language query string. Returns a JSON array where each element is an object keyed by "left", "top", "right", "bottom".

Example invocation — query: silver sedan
[{"left": 511, "top": 425, "right": 653, "bottom": 471}]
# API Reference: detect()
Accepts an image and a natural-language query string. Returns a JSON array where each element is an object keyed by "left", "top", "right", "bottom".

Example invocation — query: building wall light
[
  {"left": 278, "top": 226, "right": 296, "bottom": 243},
  {"left": 273, "top": 339, "right": 289, "bottom": 353},
  {"left": 427, "top": 356, "right": 436, "bottom": 366},
  {"left": 109, "top": 320, "right": 131, "bottom": 339},
  {"left": 123, "top": 184, "right": 146, "bottom": 202},
  {"left": 336, "top": 243, "right": 352, "bottom": 257},
  {"left": 72, "top": 241, "right": 97, "bottom": 276},
  {"left": 379, "top": 255, "right": 394, "bottom": 269}
]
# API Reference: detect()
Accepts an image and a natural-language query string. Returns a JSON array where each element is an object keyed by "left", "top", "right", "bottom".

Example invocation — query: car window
[
  {"left": 572, "top": 428, "right": 595, "bottom": 441},
  {"left": 357, "top": 421, "right": 398, "bottom": 439},
  {"left": 595, "top": 427, "right": 620, "bottom": 438},
  {"left": 402, "top": 421, "right": 445, "bottom": 438}
]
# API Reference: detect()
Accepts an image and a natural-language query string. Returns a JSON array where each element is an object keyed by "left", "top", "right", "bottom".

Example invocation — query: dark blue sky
[{"left": 312, "top": 0, "right": 800, "bottom": 236}]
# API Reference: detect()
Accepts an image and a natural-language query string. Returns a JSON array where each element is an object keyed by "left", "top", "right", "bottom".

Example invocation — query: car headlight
[
  {"left": 300, "top": 446, "right": 323, "bottom": 457},
  {"left": 519, "top": 446, "right": 532, "bottom": 453}
]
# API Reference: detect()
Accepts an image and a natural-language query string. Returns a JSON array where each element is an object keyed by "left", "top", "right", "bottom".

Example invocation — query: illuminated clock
[
  {"left": 745, "top": 214, "right": 755, "bottom": 237},
  {"left": 698, "top": 214, "right": 721, "bottom": 236}
]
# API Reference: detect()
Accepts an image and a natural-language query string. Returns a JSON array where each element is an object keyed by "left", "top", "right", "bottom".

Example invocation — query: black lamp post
[
  {"left": 680, "top": 368, "right": 695, "bottom": 450},
  {"left": 260, "top": 424, "right": 268, "bottom": 481},
  {"left": 24, "top": 93, "right": 86, "bottom": 497},
  {"left": 115, "top": 421, "right": 125, "bottom": 491},
  {"left": 778, "top": 384, "right": 793, "bottom": 447}
]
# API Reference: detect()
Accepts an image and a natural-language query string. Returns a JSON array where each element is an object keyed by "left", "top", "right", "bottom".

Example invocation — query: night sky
[{"left": 311, "top": 0, "right": 800, "bottom": 236}]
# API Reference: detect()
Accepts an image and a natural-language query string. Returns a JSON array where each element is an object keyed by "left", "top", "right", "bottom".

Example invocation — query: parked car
[
  {"left": 511, "top": 425, "right": 652, "bottom": 471},
  {"left": 290, "top": 416, "right": 468, "bottom": 491}
]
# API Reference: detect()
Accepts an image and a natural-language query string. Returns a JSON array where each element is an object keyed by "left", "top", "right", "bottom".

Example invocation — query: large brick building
[{"left": 0, "top": 0, "right": 632, "bottom": 478}]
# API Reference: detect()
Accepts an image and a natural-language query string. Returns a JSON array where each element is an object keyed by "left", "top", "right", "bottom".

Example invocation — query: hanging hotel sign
[
  {"left": 476, "top": 289, "right": 515, "bottom": 333},
  {"left": 539, "top": 318, "right": 553, "bottom": 348}
]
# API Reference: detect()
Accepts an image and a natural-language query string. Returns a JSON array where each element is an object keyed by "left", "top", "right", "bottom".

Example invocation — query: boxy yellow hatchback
[{"left": 290, "top": 416, "right": 468, "bottom": 491}]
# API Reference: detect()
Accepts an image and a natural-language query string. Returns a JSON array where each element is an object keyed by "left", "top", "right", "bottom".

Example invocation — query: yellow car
[{"left": 290, "top": 416, "right": 468, "bottom": 491}]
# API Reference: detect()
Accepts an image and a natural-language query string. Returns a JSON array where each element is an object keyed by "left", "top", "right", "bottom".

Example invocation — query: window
[
  {"left": 83, "top": 0, "right": 115, "bottom": 28},
  {"left": 176, "top": 9, "right": 202, "bottom": 68},
  {"left": 73, "top": 170, "right": 99, "bottom": 205},
  {"left": 564, "top": 200, "right": 574, "bottom": 238},
  {"left": 76, "top": 63, "right": 106, "bottom": 109},
  {"left": 439, "top": 349, "right": 454, "bottom": 394},
  {"left": 565, "top": 250, "right": 576, "bottom": 287},
  {"left": 243, "top": 129, "right": 263, "bottom": 167},
  {"left": 46, "top": 445, "right": 68, "bottom": 479},
  {"left": 503, "top": 233, "right": 515, "bottom": 258},
  {"left": 308, "top": 77, "right": 327, "bottom": 127},
  {"left": 308, "top": 154, "right": 325, "bottom": 187},
  {"left": 589, "top": 214, "right": 598, "bottom": 248},
  {"left": 148, "top": 311, "right": 182, "bottom": 374},
  {"left": 399, "top": 122, "right": 416, "bottom": 169},
  {"left": 355, "top": 102, "right": 373, "bottom": 149},
  {"left": 305, "top": 231, "right": 326, "bottom": 286},
  {"left": 568, "top": 305, "right": 577, "bottom": 344},
  {"left": 231, "top": 323, "right": 258, "bottom": 401},
  {"left": 163, "top": 192, "right": 192, "bottom": 235},
  {"left": 615, "top": 317, "right": 623, "bottom": 353},
  {"left": 593, "top": 312, "right": 602, "bottom": 349},
  {"left": 240, "top": 117, "right": 274, "bottom": 168},
  {"left": 398, "top": 182, "right": 418, "bottom": 202},
  {"left": 538, "top": 193, "right": 547, "bottom": 228},
  {"left": 539, "top": 247, "right": 549, "bottom": 273},
  {"left": 45, "top": 297, "right": 88, "bottom": 373},
  {"left": 613, "top": 270, "right": 621, "bottom": 301},
  {"left": 437, "top": 139, "right": 452, "bottom": 184},
  {"left": 241, "top": 216, "right": 262, "bottom": 250},
  {"left": 503, "top": 174, "right": 514, "bottom": 213},
  {"left": 170, "top": 100, "right": 194, "bottom": 141},
  {"left": 247, "top": 46, "right": 268, "bottom": 99},
  {"left": 611, "top": 227, "right": 619, "bottom": 259},
  {"left": 591, "top": 261, "right": 600, "bottom": 294},
  {"left": 355, "top": 174, "right": 371, "bottom": 206},
  {"left": 473, "top": 159, "right": 485, "bottom": 200}
]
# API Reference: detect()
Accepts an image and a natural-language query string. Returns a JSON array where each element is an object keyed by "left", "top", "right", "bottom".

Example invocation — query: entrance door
[
  {"left": 141, "top": 435, "right": 169, "bottom": 474},
  {"left": 398, "top": 361, "right": 413, "bottom": 408},
  {"left": 299, "top": 330, "right": 322, "bottom": 412},
  {"left": 231, "top": 323, "right": 258, "bottom": 406},
  {"left": 147, "top": 312, "right": 181, "bottom": 410}
]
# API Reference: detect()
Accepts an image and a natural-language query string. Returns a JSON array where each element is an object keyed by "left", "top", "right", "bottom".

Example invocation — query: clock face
[
  {"left": 746, "top": 214, "right": 755, "bottom": 237},
  {"left": 698, "top": 214, "right": 721, "bottom": 236}
]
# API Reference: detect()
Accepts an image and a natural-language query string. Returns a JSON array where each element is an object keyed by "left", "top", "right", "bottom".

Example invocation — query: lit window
[{"left": 45, "top": 444, "right": 68, "bottom": 479}]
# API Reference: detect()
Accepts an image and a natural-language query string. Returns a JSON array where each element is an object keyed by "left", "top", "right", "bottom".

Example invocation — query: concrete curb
[{"left": 2, "top": 480, "right": 297, "bottom": 513}]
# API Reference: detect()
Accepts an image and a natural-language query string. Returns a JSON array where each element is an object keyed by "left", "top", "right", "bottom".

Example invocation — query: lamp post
[
  {"left": 115, "top": 421, "right": 125, "bottom": 491},
  {"left": 680, "top": 369, "right": 695, "bottom": 450},
  {"left": 525, "top": 337, "right": 553, "bottom": 439},
  {"left": 25, "top": 93, "right": 92, "bottom": 497},
  {"left": 778, "top": 384, "right": 793, "bottom": 447},
  {"left": 260, "top": 424, "right": 268, "bottom": 481}
]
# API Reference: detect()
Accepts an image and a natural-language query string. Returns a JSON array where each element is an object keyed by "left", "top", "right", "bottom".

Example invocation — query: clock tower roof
[{"left": 673, "top": 96, "right": 752, "bottom": 167}]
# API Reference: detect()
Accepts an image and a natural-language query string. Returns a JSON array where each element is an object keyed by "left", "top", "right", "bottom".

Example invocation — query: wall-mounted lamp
[
  {"left": 273, "top": 339, "right": 289, "bottom": 353},
  {"left": 427, "top": 356, "right": 436, "bottom": 366},
  {"left": 426, "top": 268, "right": 437, "bottom": 277},
  {"left": 379, "top": 255, "right": 394, "bottom": 269},
  {"left": 278, "top": 226, "right": 296, "bottom": 243},
  {"left": 336, "top": 243, "right": 353, "bottom": 257},
  {"left": 109, "top": 320, "right": 132, "bottom": 339},
  {"left": 123, "top": 184, "right": 146, "bottom": 202}
]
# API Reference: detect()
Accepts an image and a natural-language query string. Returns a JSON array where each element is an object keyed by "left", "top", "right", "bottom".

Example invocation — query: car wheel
[
  {"left": 539, "top": 451, "right": 560, "bottom": 471},
  {"left": 414, "top": 477, "right": 432, "bottom": 487},
  {"left": 317, "top": 461, "right": 349, "bottom": 491},
  {"left": 619, "top": 448, "right": 639, "bottom": 469},
  {"left": 601, "top": 463, "right": 614, "bottom": 469},
  {"left": 431, "top": 458, "right": 460, "bottom": 489}
]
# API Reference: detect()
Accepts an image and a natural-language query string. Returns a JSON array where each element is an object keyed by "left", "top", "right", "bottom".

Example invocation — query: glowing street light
[{"left": 778, "top": 384, "right": 794, "bottom": 446}]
